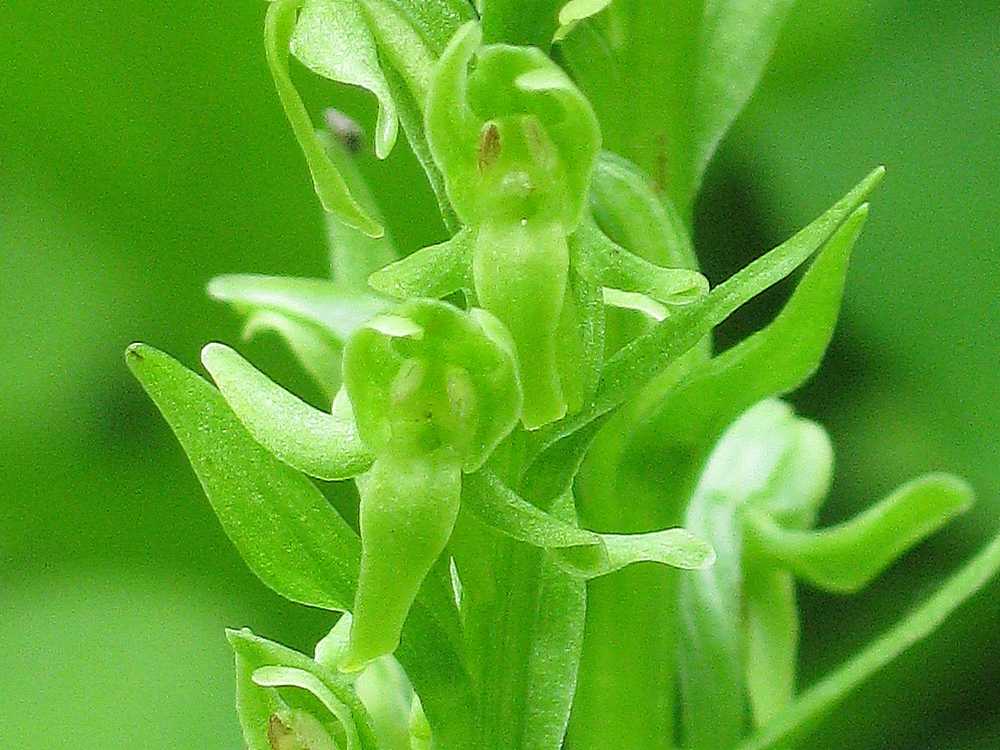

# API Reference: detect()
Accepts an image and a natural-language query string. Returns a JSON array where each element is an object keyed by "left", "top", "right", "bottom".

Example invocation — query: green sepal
[
  {"left": 343, "top": 298, "right": 522, "bottom": 469},
  {"left": 209, "top": 274, "right": 388, "bottom": 400},
  {"left": 368, "top": 227, "right": 474, "bottom": 300},
  {"left": 745, "top": 474, "right": 973, "bottom": 593},
  {"left": 553, "top": 0, "right": 613, "bottom": 43},
  {"left": 462, "top": 471, "right": 715, "bottom": 578},
  {"left": 425, "top": 22, "right": 483, "bottom": 223},
  {"left": 126, "top": 343, "right": 362, "bottom": 611},
  {"left": 290, "top": 0, "right": 399, "bottom": 159},
  {"left": 227, "top": 627, "right": 379, "bottom": 750},
  {"left": 427, "top": 22, "right": 600, "bottom": 228},
  {"left": 343, "top": 448, "right": 463, "bottom": 671},
  {"left": 201, "top": 343, "right": 373, "bottom": 481},
  {"left": 588, "top": 151, "right": 698, "bottom": 271},
  {"left": 265, "top": 0, "right": 383, "bottom": 236}
]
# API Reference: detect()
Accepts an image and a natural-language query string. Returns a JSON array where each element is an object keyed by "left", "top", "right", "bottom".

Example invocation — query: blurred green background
[{"left": 2, "top": 1, "right": 996, "bottom": 747}]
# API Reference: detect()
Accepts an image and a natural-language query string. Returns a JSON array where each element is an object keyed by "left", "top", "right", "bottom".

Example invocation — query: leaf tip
[{"left": 200, "top": 341, "right": 233, "bottom": 371}]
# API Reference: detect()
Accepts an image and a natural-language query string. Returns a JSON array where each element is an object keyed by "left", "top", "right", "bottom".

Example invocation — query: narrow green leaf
[
  {"left": 290, "top": 0, "right": 399, "bottom": 159},
  {"left": 228, "top": 628, "right": 379, "bottom": 750},
  {"left": 265, "top": 0, "right": 383, "bottom": 236},
  {"left": 536, "top": 168, "right": 883, "bottom": 451},
  {"left": 746, "top": 474, "right": 974, "bottom": 593},
  {"left": 462, "top": 471, "right": 715, "bottom": 577},
  {"left": 201, "top": 343, "right": 373, "bottom": 481},
  {"left": 128, "top": 344, "right": 475, "bottom": 748},
  {"left": 737, "top": 530, "right": 1000, "bottom": 750},
  {"left": 368, "top": 228, "right": 474, "bottom": 299},
  {"left": 560, "top": 0, "right": 795, "bottom": 214},
  {"left": 127, "top": 343, "right": 361, "bottom": 610},
  {"left": 634, "top": 199, "right": 869, "bottom": 455}
]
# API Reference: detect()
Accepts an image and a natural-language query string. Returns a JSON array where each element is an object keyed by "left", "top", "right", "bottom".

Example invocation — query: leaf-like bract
[
  {"left": 462, "top": 471, "right": 715, "bottom": 578},
  {"left": 127, "top": 344, "right": 362, "bottom": 610}
]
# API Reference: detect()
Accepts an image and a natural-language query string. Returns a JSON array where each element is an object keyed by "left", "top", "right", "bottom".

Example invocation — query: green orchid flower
[
  {"left": 369, "top": 22, "right": 708, "bottom": 429},
  {"left": 339, "top": 298, "right": 522, "bottom": 670}
]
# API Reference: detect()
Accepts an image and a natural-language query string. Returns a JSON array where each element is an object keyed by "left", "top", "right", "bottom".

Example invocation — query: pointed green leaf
[
  {"left": 368, "top": 228, "right": 474, "bottom": 299},
  {"left": 265, "top": 0, "right": 383, "bottom": 236},
  {"left": 634, "top": 200, "right": 869, "bottom": 455},
  {"left": 746, "top": 474, "right": 973, "bottom": 593},
  {"left": 126, "top": 343, "right": 362, "bottom": 610},
  {"left": 462, "top": 471, "right": 715, "bottom": 578},
  {"left": 737, "top": 530, "right": 1000, "bottom": 750},
  {"left": 560, "top": 0, "right": 795, "bottom": 214},
  {"left": 290, "top": 0, "right": 399, "bottom": 159},
  {"left": 536, "top": 168, "right": 883, "bottom": 450},
  {"left": 201, "top": 343, "right": 373, "bottom": 480}
]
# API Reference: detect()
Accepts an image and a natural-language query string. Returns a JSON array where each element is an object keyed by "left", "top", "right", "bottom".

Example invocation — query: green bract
[{"left": 126, "top": 5, "right": 999, "bottom": 750}]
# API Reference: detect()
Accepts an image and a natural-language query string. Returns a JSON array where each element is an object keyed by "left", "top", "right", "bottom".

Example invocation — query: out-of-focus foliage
[{"left": 1, "top": 0, "right": 996, "bottom": 748}]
